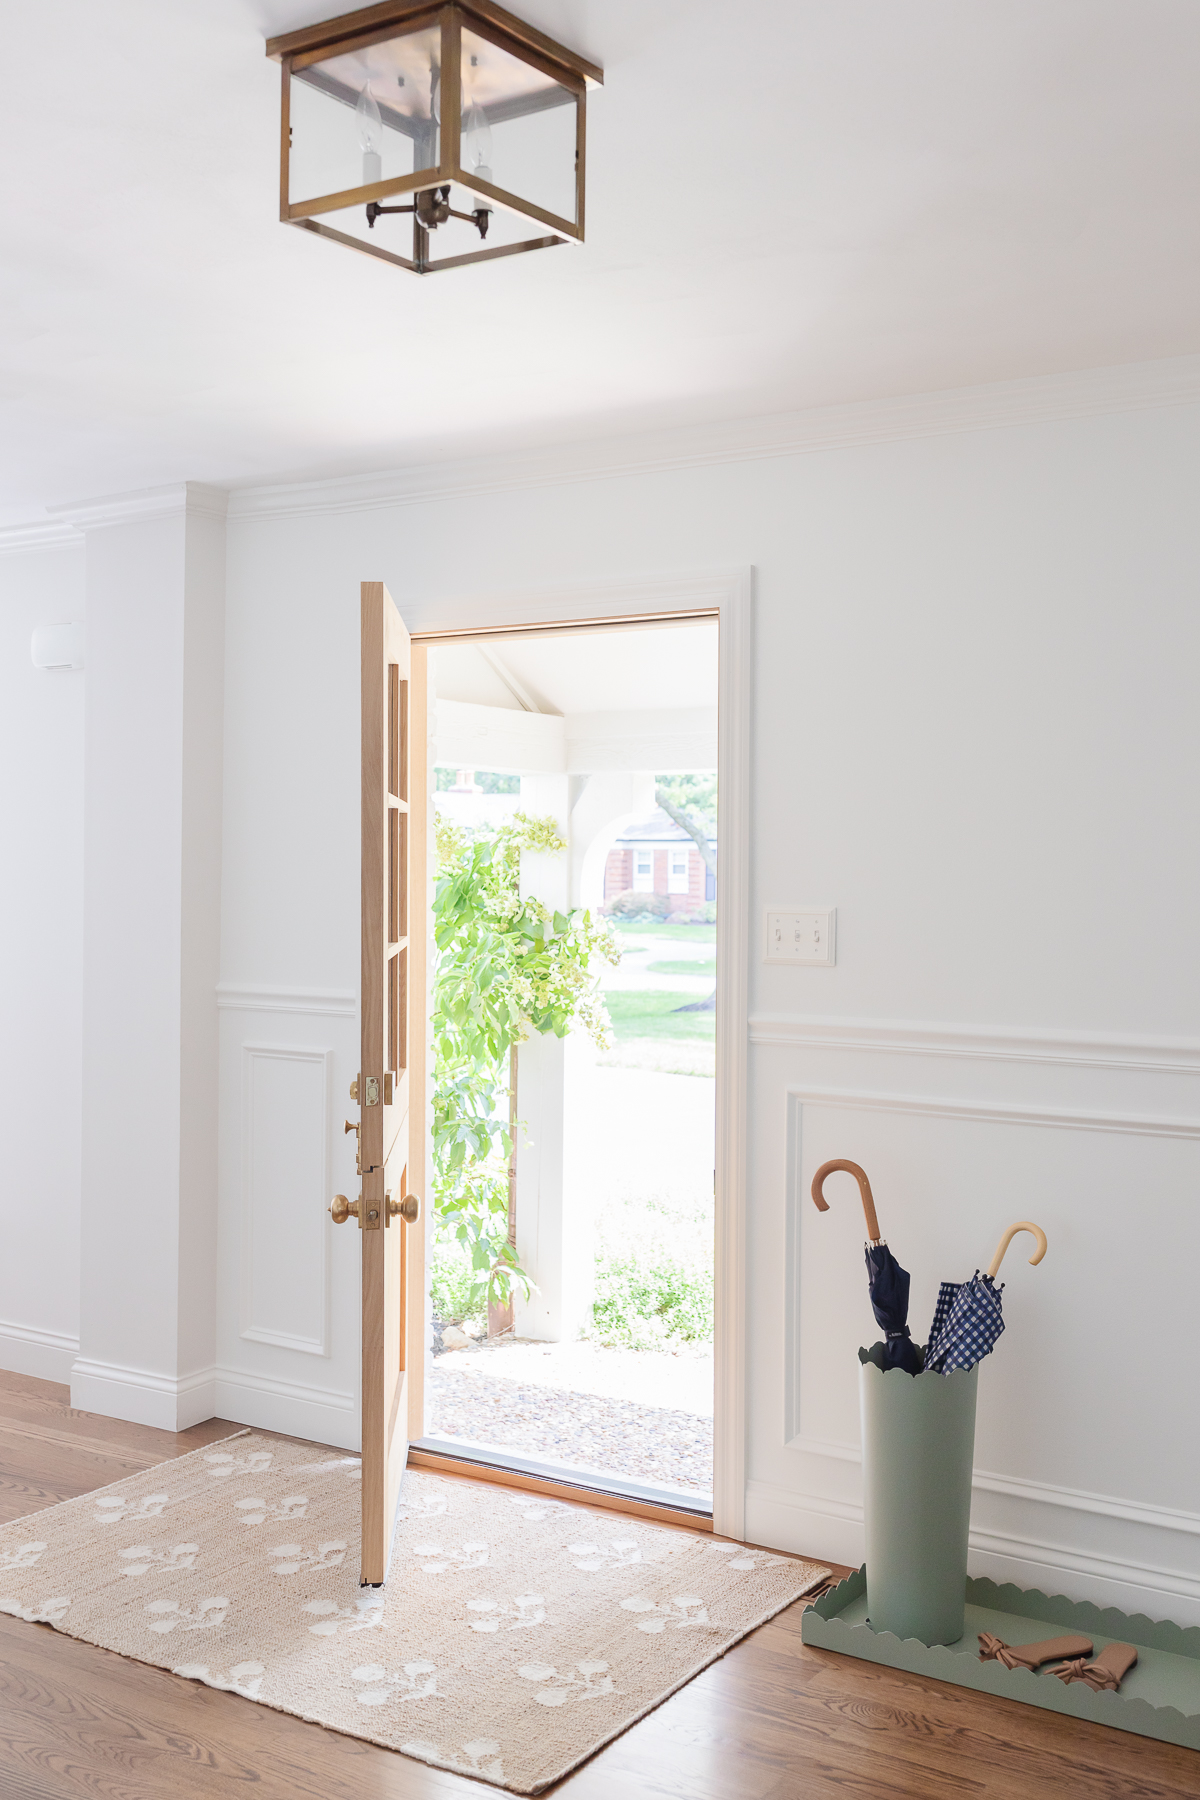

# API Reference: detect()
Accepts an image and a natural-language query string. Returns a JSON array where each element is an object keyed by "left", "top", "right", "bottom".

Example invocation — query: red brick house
[{"left": 603, "top": 809, "right": 716, "bottom": 905}]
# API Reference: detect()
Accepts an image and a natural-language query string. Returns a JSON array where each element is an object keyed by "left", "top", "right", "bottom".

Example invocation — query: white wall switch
[{"left": 764, "top": 907, "right": 836, "bottom": 966}]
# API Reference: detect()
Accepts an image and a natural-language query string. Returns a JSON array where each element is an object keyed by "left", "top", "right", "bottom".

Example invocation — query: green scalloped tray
[{"left": 801, "top": 1568, "right": 1200, "bottom": 1751}]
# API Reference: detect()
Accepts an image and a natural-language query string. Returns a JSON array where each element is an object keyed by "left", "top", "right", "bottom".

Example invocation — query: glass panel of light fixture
[
  {"left": 459, "top": 28, "right": 578, "bottom": 228},
  {"left": 288, "top": 23, "right": 442, "bottom": 208}
]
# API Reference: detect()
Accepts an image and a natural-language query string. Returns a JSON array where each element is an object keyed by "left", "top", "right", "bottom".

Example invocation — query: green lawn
[
  {"left": 648, "top": 958, "right": 716, "bottom": 978},
  {"left": 606, "top": 989, "right": 715, "bottom": 1044},
  {"left": 614, "top": 922, "right": 716, "bottom": 947}
]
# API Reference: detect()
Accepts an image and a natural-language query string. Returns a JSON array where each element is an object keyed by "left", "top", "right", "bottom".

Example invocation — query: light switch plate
[{"left": 764, "top": 907, "right": 836, "bottom": 966}]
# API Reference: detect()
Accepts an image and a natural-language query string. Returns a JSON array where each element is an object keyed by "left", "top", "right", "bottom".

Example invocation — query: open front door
[{"left": 358, "top": 580, "right": 424, "bottom": 1583}]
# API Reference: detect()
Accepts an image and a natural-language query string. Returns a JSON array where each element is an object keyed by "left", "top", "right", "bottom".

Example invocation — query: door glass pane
[
  {"left": 289, "top": 24, "right": 441, "bottom": 207},
  {"left": 460, "top": 27, "right": 577, "bottom": 226}
]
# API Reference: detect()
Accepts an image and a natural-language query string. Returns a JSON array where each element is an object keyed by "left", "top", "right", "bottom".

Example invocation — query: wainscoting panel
[
  {"left": 742, "top": 1024, "right": 1200, "bottom": 1625},
  {"left": 216, "top": 994, "right": 362, "bottom": 1450},
  {"left": 240, "top": 1045, "right": 332, "bottom": 1355}
]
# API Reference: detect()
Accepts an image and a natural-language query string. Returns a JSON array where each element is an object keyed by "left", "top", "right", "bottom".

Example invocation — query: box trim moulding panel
[
  {"left": 780, "top": 1085, "right": 1200, "bottom": 1609},
  {"left": 239, "top": 1044, "right": 333, "bottom": 1357},
  {"left": 784, "top": 1082, "right": 1200, "bottom": 1449}
]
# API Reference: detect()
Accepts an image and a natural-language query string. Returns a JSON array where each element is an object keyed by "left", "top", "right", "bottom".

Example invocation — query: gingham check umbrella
[
  {"left": 925, "top": 1222, "right": 1048, "bottom": 1374},
  {"left": 812, "top": 1159, "right": 924, "bottom": 1375},
  {"left": 924, "top": 1271, "right": 1006, "bottom": 1372}
]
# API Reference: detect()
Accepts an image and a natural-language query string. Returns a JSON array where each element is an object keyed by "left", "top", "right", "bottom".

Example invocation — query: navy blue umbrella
[
  {"left": 925, "top": 1221, "right": 1047, "bottom": 1374},
  {"left": 812, "top": 1160, "right": 924, "bottom": 1375}
]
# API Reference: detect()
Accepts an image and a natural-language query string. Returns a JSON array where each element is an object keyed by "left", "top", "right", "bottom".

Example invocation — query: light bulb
[
  {"left": 464, "top": 99, "right": 492, "bottom": 172},
  {"left": 356, "top": 83, "right": 382, "bottom": 185},
  {"left": 464, "top": 98, "right": 493, "bottom": 207}
]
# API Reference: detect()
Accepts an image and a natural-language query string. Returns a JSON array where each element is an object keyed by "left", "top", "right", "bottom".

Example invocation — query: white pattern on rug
[{"left": 0, "top": 1430, "right": 828, "bottom": 1795}]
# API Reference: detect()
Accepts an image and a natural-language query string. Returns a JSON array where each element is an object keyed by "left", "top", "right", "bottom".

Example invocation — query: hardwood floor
[{"left": 0, "top": 1370, "right": 1195, "bottom": 1799}]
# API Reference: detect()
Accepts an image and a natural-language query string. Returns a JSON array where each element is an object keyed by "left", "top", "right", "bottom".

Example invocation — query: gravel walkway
[{"left": 427, "top": 1358, "right": 713, "bottom": 1499}]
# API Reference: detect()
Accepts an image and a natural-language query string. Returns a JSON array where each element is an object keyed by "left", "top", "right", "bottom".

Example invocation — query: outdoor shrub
[
  {"left": 433, "top": 811, "right": 619, "bottom": 1312},
  {"left": 430, "top": 1240, "right": 489, "bottom": 1332},
  {"left": 592, "top": 1249, "right": 714, "bottom": 1348},
  {"left": 605, "top": 890, "right": 671, "bottom": 920}
]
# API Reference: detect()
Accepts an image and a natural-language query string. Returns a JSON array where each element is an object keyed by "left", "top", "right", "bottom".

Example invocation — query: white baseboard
[
  {"left": 0, "top": 1320, "right": 80, "bottom": 1386},
  {"left": 70, "top": 1358, "right": 217, "bottom": 1432},
  {"left": 745, "top": 1478, "right": 1200, "bottom": 1629},
  {"left": 67, "top": 1354, "right": 359, "bottom": 1451},
  {"left": 214, "top": 1367, "right": 359, "bottom": 1453}
]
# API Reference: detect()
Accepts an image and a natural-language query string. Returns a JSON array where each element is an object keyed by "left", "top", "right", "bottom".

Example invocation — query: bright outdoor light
[{"left": 267, "top": 2, "right": 603, "bottom": 275}]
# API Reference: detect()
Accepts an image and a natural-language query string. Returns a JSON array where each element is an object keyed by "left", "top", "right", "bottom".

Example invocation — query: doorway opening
[{"left": 412, "top": 615, "right": 719, "bottom": 1515}]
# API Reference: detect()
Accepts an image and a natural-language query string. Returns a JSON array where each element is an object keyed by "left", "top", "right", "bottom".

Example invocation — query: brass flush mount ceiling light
[{"left": 266, "top": 2, "right": 603, "bottom": 274}]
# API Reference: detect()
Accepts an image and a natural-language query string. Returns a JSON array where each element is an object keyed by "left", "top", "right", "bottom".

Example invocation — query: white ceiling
[
  {"left": 2, "top": 1, "right": 1199, "bottom": 523},
  {"left": 432, "top": 619, "right": 719, "bottom": 715}
]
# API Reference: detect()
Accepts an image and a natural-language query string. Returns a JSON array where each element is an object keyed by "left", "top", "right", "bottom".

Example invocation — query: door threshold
[{"left": 409, "top": 1435, "right": 714, "bottom": 1530}]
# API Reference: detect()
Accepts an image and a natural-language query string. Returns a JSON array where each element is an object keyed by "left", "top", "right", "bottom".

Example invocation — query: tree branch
[{"left": 656, "top": 788, "right": 717, "bottom": 875}]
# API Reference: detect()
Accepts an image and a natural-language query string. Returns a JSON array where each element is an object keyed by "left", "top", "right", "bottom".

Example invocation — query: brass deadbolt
[
  {"left": 329, "top": 1194, "right": 359, "bottom": 1225},
  {"left": 387, "top": 1193, "right": 421, "bottom": 1224},
  {"left": 349, "top": 1078, "right": 358, "bottom": 1102}
]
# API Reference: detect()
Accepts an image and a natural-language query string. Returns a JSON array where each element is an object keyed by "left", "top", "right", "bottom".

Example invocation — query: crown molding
[
  {"left": 0, "top": 519, "right": 85, "bottom": 556},
  {"left": 45, "top": 481, "right": 229, "bottom": 534},
  {"left": 225, "top": 353, "right": 1200, "bottom": 526},
  {"left": 4, "top": 352, "right": 1198, "bottom": 554}
]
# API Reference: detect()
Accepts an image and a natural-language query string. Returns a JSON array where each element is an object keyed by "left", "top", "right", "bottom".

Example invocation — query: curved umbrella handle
[
  {"left": 986, "top": 1221, "right": 1048, "bottom": 1279},
  {"left": 811, "top": 1159, "right": 882, "bottom": 1245}
]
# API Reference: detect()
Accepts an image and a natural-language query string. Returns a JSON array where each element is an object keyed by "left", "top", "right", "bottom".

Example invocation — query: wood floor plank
[{"left": 0, "top": 1368, "right": 1195, "bottom": 1798}]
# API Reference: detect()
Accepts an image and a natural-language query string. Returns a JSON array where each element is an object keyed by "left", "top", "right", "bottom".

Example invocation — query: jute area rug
[{"left": 0, "top": 1429, "right": 828, "bottom": 1794}]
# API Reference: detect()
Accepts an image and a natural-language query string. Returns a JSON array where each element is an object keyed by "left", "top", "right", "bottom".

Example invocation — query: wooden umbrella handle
[
  {"left": 811, "top": 1159, "right": 882, "bottom": 1245},
  {"left": 986, "top": 1221, "right": 1048, "bottom": 1280}
]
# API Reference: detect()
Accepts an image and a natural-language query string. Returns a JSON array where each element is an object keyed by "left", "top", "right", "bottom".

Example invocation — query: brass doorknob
[
  {"left": 329, "top": 1194, "right": 359, "bottom": 1225},
  {"left": 387, "top": 1193, "right": 421, "bottom": 1223},
  {"left": 344, "top": 1119, "right": 359, "bottom": 1137}
]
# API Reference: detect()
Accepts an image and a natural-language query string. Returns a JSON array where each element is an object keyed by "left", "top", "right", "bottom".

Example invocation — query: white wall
[
  {"left": 219, "top": 394, "right": 1200, "bottom": 1617},
  {"left": 0, "top": 545, "right": 85, "bottom": 1380},
  {"left": 72, "top": 492, "right": 226, "bottom": 1431}
]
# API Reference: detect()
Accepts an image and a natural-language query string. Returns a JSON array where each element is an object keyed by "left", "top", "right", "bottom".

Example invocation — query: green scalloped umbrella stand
[{"left": 859, "top": 1347, "right": 979, "bottom": 1645}]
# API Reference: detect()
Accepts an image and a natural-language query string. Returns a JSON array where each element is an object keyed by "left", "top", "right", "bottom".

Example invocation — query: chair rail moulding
[
  {"left": 750, "top": 1015, "right": 1200, "bottom": 1076},
  {"left": 217, "top": 984, "right": 357, "bottom": 1017}
]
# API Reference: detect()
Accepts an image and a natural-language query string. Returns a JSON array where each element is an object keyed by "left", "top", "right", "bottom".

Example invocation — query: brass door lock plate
[{"left": 364, "top": 1076, "right": 380, "bottom": 1106}]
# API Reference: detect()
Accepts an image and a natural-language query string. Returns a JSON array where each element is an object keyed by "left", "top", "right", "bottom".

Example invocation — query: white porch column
[
  {"left": 568, "top": 772, "right": 657, "bottom": 909},
  {"left": 511, "top": 773, "right": 593, "bottom": 1340},
  {"left": 67, "top": 484, "right": 226, "bottom": 1428}
]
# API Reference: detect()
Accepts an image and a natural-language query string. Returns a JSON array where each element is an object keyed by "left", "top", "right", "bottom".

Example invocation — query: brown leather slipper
[
  {"left": 1051, "top": 1642, "right": 1139, "bottom": 1692},
  {"left": 978, "top": 1631, "right": 1094, "bottom": 1671}
]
